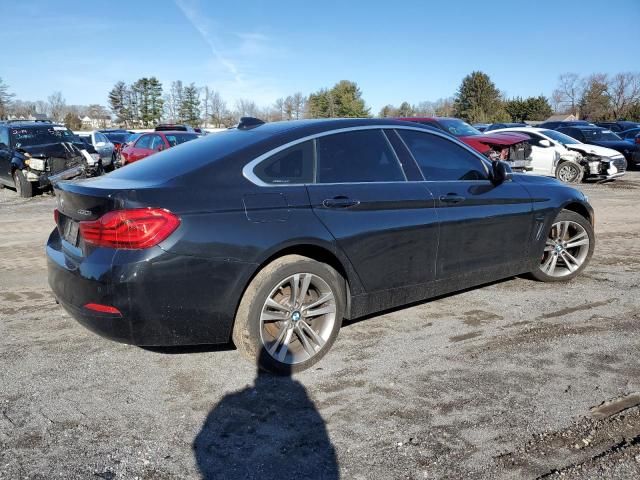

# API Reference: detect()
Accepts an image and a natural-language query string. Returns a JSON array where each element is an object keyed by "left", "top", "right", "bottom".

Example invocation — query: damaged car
[
  {"left": 489, "top": 127, "right": 626, "bottom": 183},
  {"left": 0, "top": 121, "right": 97, "bottom": 197},
  {"left": 397, "top": 117, "right": 533, "bottom": 171}
]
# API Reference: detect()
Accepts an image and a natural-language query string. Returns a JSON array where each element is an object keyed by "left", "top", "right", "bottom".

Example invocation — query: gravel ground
[{"left": 1, "top": 173, "right": 639, "bottom": 479}]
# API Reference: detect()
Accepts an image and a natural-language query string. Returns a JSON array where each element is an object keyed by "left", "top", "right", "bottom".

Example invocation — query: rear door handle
[
  {"left": 322, "top": 196, "right": 360, "bottom": 209},
  {"left": 439, "top": 194, "right": 465, "bottom": 205}
]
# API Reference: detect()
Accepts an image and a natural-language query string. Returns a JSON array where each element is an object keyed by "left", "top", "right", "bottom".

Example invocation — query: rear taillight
[
  {"left": 635, "top": 137, "right": 640, "bottom": 145},
  {"left": 79, "top": 208, "right": 180, "bottom": 249}
]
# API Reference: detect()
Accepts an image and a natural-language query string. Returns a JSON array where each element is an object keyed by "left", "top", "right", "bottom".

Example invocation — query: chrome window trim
[{"left": 242, "top": 124, "right": 491, "bottom": 187}]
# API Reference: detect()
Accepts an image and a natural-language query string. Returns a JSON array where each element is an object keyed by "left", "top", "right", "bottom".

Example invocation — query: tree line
[{"left": 1, "top": 70, "right": 639, "bottom": 129}]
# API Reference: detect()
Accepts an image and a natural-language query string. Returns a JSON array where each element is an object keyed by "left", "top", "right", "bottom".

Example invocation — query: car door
[
  {"left": 0, "top": 126, "right": 12, "bottom": 183},
  {"left": 94, "top": 132, "right": 111, "bottom": 160},
  {"left": 395, "top": 128, "right": 533, "bottom": 280},
  {"left": 525, "top": 132, "right": 557, "bottom": 175},
  {"left": 305, "top": 128, "right": 439, "bottom": 293},
  {"left": 132, "top": 135, "right": 153, "bottom": 161}
]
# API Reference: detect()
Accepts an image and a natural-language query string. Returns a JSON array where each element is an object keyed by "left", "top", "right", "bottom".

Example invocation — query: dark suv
[
  {"left": 0, "top": 121, "right": 93, "bottom": 197},
  {"left": 595, "top": 121, "right": 640, "bottom": 133}
]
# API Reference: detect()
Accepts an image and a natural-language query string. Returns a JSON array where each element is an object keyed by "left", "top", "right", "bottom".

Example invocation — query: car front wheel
[
  {"left": 556, "top": 161, "right": 583, "bottom": 184},
  {"left": 13, "top": 170, "right": 34, "bottom": 198},
  {"left": 530, "top": 210, "right": 594, "bottom": 282},
  {"left": 232, "top": 255, "right": 345, "bottom": 374}
]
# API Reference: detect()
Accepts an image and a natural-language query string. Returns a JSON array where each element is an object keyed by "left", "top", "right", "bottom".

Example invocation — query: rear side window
[
  {"left": 397, "top": 130, "right": 487, "bottom": 181},
  {"left": 165, "top": 133, "right": 197, "bottom": 147},
  {"left": 149, "top": 135, "right": 165, "bottom": 150},
  {"left": 316, "top": 130, "right": 405, "bottom": 183},
  {"left": 254, "top": 141, "right": 314, "bottom": 184}
]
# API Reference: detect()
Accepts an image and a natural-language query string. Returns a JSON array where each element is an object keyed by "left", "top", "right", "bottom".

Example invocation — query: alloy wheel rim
[
  {"left": 540, "top": 220, "right": 590, "bottom": 277},
  {"left": 558, "top": 164, "right": 578, "bottom": 183},
  {"left": 260, "top": 273, "right": 336, "bottom": 365}
]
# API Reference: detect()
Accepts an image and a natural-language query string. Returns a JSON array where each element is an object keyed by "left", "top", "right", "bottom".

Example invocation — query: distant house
[
  {"left": 544, "top": 113, "right": 577, "bottom": 122},
  {"left": 81, "top": 115, "right": 112, "bottom": 129}
]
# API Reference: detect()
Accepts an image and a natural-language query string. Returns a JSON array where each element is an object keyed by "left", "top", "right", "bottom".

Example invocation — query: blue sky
[{"left": 1, "top": 0, "right": 638, "bottom": 113}]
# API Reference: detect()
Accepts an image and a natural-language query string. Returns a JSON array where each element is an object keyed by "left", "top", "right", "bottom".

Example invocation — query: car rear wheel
[
  {"left": 13, "top": 170, "right": 33, "bottom": 198},
  {"left": 529, "top": 210, "right": 594, "bottom": 282},
  {"left": 556, "top": 161, "right": 583, "bottom": 184},
  {"left": 232, "top": 255, "right": 345, "bottom": 374}
]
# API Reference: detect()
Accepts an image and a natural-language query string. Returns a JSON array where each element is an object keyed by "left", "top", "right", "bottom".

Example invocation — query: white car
[
  {"left": 77, "top": 131, "right": 115, "bottom": 171},
  {"left": 488, "top": 127, "right": 626, "bottom": 183}
]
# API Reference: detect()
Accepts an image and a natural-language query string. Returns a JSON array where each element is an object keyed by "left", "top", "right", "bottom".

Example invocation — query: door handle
[
  {"left": 322, "top": 196, "right": 360, "bottom": 209},
  {"left": 439, "top": 194, "right": 465, "bottom": 205}
]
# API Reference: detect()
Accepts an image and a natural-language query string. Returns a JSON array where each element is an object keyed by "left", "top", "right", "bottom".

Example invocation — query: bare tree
[
  {"left": 201, "top": 86, "right": 211, "bottom": 127},
  {"left": 235, "top": 99, "right": 258, "bottom": 121},
  {"left": 207, "top": 90, "right": 227, "bottom": 127},
  {"left": 607, "top": 72, "right": 640, "bottom": 119},
  {"left": 163, "top": 81, "right": 183, "bottom": 123},
  {"left": 291, "top": 92, "right": 305, "bottom": 120},
  {"left": 552, "top": 73, "right": 583, "bottom": 115},
  {"left": 273, "top": 98, "right": 284, "bottom": 121},
  {"left": 284, "top": 96, "right": 295, "bottom": 120},
  {"left": 0, "top": 77, "right": 15, "bottom": 120},
  {"left": 47, "top": 92, "right": 66, "bottom": 122}
]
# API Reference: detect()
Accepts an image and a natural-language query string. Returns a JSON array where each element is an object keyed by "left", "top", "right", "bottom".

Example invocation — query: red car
[
  {"left": 396, "top": 117, "right": 532, "bottom": 169},
  {"left": 120, "top": 131, "right": 198, "bottom": 165}
]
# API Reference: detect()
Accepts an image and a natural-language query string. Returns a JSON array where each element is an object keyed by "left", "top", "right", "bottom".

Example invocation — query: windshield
[
  {"left": 103, "top": 132, "right": 130, "bottom": 143},
  {"left": 436, "top": 119, "right": 481, "bottom": 137},
  {"left": 582, "top": 129, "right": 622, "bottom": 142},
  {"left": 10, "top": 126, "right": 79, "bottom": 148},
  {"left": 542, "top": 129, "right": 582, "bottom": 145}
]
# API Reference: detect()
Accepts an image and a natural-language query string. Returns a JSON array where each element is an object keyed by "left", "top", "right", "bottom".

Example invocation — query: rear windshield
[
  {"left": 436, "top": 119, "right": 481, "bottom": 137},
  {"left": 164, "top": 133, "right": 198, "bottom": 146},
  {"left": 107, "top": 128, "right": 271, "bottom": 182},
  {"left": 10, "top": 126, "right": 78, "bottom": 147}
]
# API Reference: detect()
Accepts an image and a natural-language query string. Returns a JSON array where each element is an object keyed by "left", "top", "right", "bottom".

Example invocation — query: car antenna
[{"left": 237, "top": 117, "right": 265, "bottom": 130}]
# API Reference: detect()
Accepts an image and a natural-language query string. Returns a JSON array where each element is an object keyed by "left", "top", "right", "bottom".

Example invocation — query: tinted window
[
  {"left": 95, "top": 132, "right": 109, "bottom": 143},
  {"left": 255, "top": 141, "right": 314, "bottom": 184},
  {"left": 397, "top": 130, "right": 488, "bottom": 181},
  {"left": 165, "top": 133, "right": 198, "bottom": 147},
  {"left": 135, "top": 135, "right": 153, "bottom": 149},
  {"left": 149, "top": 135, "right": 165, "bottom": 150},
  {"left": 316, "top": 130, "right": 405, "bottom": 183}
]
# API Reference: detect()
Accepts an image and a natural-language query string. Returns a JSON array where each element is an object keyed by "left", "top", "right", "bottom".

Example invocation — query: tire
[
  {"left": 232, "top": 254, "right": 345, "bottom": 374},
  {"left": 529, "top": 209, "right": 594, "bottom": 282},
  {"left": 555, "top": 161, "right": 583, "bottom": 184},
  {"left": 13, "top": 170, "right": 33, "bottom": 198}
]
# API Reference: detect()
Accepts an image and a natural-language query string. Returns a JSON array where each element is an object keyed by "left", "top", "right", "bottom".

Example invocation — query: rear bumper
[{"left": 46, "top": 228, "right": 254, "bottom": 346}]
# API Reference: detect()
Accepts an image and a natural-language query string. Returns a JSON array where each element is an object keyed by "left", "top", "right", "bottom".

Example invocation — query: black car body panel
[{"left": 47, "top": 119, "right": 593, "bottom": 346}]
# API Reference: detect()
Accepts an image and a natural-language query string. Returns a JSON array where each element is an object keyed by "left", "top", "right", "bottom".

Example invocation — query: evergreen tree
[
  {"left": 108, "top": 81, "right": 130, "bottom": 126},
  {"left": 180, "top": 83, "right": 201, "bottom": 126},
  {"left": 397, "top": 101, "right": 414, "bottom": 117},
  {"left": 453, "top": 71, "right": 507, "bottom": 123},
  {"left": 307, "top": 81, "right": 369, "bottom": 118}
]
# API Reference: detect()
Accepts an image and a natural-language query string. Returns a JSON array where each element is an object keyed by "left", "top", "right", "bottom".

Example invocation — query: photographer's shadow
[{"left": 193, "top": 349, "right": 339, "bottom": 479}]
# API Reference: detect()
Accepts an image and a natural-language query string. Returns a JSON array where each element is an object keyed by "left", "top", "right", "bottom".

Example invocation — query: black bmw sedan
[{"left": 47, "top": 118, "right": 595, "bottom": 373}]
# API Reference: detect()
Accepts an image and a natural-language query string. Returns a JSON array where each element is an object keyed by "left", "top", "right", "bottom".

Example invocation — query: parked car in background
[
  {"left": 0, "top": 120, "right": 91, "bottom": 197},
  {"left": 472, "top": 123, "right": 490, "bottom": 132},
  {"left": 155, "top": 124, "right": 196, "bottom": 133},
  {"left": 618, "top": 128, "right": 640, "bottom": 145},
  {"left": 120, "top": 131, "right": 198, "bottom": 165},
  {"left": 397, "top": 117, "right": 533, "bottom": 171},
  {"left": 99, "top": 129, "right": 133, "bottom": 164},
  {"left": 490, "top": 127, "right": 626, "bottom": 183},
  {"left": 485, "top": 122, "right": 528, "bottom": 132},
  {"left": 47, "top": 117, "right": 595, "bottom": 373},
  {"left": 77, "top": 131, "right": 115, "bottom": 172},
  {"left": 538, "top": 120, "right": 594, "bottom": 130},
  {"left": 595, "top": 121, "right": 640, "bottom": 133},
  {"left": 556, "top": 126, "right": 639, "bottom": 170}
]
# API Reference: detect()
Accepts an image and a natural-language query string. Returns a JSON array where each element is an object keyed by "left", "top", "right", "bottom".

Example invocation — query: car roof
[{"left": 2, "top": 121, "right": 64, "bottom": 128}]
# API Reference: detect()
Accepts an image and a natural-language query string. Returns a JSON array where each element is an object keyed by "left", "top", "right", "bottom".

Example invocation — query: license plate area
[{"left": 61, "top": 215, "right": 79, "bottom": 246}]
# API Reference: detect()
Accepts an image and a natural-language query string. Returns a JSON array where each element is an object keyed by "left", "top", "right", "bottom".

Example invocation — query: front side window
[
  {"left": 95, "top": 132, "right": 109, "bottom": 144},
  {"left": 149, "top": 135, "right": 165, "bottom": 150},
  {"left": 254, "top": 141, "right": 314, "bottom": 184},
  {"left": 135, "top": 135, "right": 152, "bottom": 149},
  {"left": 316, "top": 130, "right": 405, "bottom": 183},
  {"left": 397, "top": 130, "right": 488, "bottom": 181},
  {"left": 0, "top": 127, "right": 8, "bottom": 147}
]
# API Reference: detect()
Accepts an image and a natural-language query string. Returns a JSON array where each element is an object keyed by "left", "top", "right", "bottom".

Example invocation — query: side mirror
[
  {"left": 539, "top": 139, "right": 552, "bottom": 147},
  {"left": 491, "top": 160, "right": 513, "bottom": 186}
]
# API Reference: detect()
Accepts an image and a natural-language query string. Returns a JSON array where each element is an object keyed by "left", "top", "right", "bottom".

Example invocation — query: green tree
[
  {"left": 397, "top": 101, "right": 414, "bottom": 117},
  {"left": 63, "top": 112, "right": 82, "bottom": 130},
  {"left": 307, "top": 80, "right": 370, "bottom": 118},
  {"left": 0, "top": 77, "right": 14, "bottom": 120},
  {"left": 180, "top": 83, "right": 201, "bottom": 127},
  {"left": 504, "top": 96, "right": 552, "bottom": 121},
  {"left": 131, "top": 77, "right": 164, "bottom": 127},
  {"left": 108, "top": 81, "right": 130, "bottom": 126},
  {"left": 378, "top": 104, "right": 397, "bottom": 117},
  {"left": 453, "top": 71, "right": 507, "bottom": 123}
]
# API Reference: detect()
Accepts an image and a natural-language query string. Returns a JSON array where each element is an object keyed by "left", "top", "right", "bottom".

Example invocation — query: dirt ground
[{"left": 1, "top": 173, "right": 639, "bottom": 480}]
